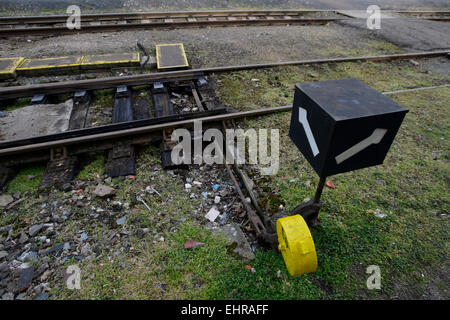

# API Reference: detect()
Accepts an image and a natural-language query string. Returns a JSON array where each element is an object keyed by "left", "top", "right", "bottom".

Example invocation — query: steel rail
[
  {"left": 0, "top": 9, "right": 447, "bottom": 37},
  {"left": 0, "top": 105, "right": 292, "bottom": 156},
  {"left": 0, "top": 108, "right": 228, "bottom": 150},
  {"left": 0, "top": 82, "right": 447, "bottom": 157},
  {"left": 0, "top": 9, "right": 336, "bottom": 24},
  {"left": 395, "top": 10, "right": 450, "bottom": 15},
  {"left": 0, "top": 51, "right": 448, "bottom": 101},
  {"left": 0, "top": 18, "right": 337, "bottom": 37},
  {"left": 0, "top": 9, "right": 447, "bottom": 24}
]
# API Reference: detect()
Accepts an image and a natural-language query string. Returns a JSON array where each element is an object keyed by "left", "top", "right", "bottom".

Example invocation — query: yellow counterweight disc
[{"left": 277, "top": 215, "right": 318, "bottom": 276}]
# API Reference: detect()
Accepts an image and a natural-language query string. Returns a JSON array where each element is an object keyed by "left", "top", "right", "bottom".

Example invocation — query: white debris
[
  {"left": 374, "top": 209, "right": 387, "bottom": 219},
  {"left": 205, "top": 208, "right": 220, "bottom": 222}
]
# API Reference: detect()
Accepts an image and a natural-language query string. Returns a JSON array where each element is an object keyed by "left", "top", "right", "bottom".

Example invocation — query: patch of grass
[
  {"left": 2, "top": 98, "right": 32, "bottom": 112},
  {"left": 77, "top": 154, "right": 105, "bottom": 181},
  {"left": 216, "top": 60, "right": 447, "bottom": 112},
  {"left": 5, "top": 165, "right": 45, "bottom": 194},
  {"left": 234, "top": 85, "right": 449, "bottom": 299}
]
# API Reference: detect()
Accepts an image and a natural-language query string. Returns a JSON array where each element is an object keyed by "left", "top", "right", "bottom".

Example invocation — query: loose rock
[
  {"left": 17, "top": 266, "right": 34, "bottom": 293},
  {"left": 215, "top": 223, "right": 255, "bottom": 261},
  {"left": 0, "top": 195, "right": 14, "bottom": 207},
  {"left": 29, "top": 224, "right": 44, "bottom": 237},
  {"left": 0, "top": 251, "right": 8, "bottom": 260},
  {"left": 93, "top": 184, "right": 115, "bottom": 198}
]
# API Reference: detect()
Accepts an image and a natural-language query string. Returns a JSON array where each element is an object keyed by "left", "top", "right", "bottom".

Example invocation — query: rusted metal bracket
[
  {"left": 42, "top": 147, "right": 79, "bottom": 190},
  {"left": 221, "top": 120, "right": 267, "bottom": 238},
  {"left": 111, "top": 142, "right": 133, "bottom": 159},
  {"left": 191, "top": 86, "right": 205, "bottom": 111},
  {"left": 50, "top": 146, "right": 67, "bottom": 161},
  {"left": 295, "top": 176, "right": 326, "bottom": 226}
]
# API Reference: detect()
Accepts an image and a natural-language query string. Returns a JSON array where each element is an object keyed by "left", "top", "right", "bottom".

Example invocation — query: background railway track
[
  {"left": 1, "top": 50, "right": 448, "bottom": 101},
  {"left": 0, "top": 9, "right": 448, "bottom": 38}
]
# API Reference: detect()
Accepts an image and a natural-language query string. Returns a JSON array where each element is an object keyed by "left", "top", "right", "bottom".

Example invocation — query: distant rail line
[{"left": 0, "top": 9, "right": 448, "bottom": 38}]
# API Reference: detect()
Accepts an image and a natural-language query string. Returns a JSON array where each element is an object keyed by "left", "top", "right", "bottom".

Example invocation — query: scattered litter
[
  {"left": 145, "top": 186, "right": 161, "bottom": 196},
  {"left": 214, "top": 196, "right": 221, "bottom": 204},
  {"left": 371, "top": 209, "right": 387, "bottom": 219},
  {"left": 201, "top": 191, "right": 209, "bottom": 198},
  {"left": 277, "top": 270, "right": 282, "bottom": 278},
  {"left": 116, "top": 217, "right": 126, "bottom": 226},
  {"left": 205, "top": 207, "right": 220, "bottom": 222},
  {"left": 158, "top": 283, "right": 168, "bottom": 291},
  {"left": 212, "top": 184, "right": 220, "bottom": 190},
  {"left": 326, "top": 180, "right": 335, "bottom": 189},
  {"left": 80, "top": 233, "right": 88, "bottom": 242},
  {"left": 184, "top": 238, "right": 205, "bottom": 250},
  {"left": 185, "top": 183, "right": 192, "bottom": 189},
  {"left": 244, "top": 265, "right": 252, "bottom": 270},
  {"left": 136, "top": 196, "right": 151, "bottom": 211}
]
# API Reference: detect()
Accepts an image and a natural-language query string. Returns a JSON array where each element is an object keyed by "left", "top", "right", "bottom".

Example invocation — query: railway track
[
  {"left": 0, "top": 9, "right": 341, "bottom": 37},
  {"left": 0, "top": 9, "right": 448, "bottom": 38},
  {"left": 0, "top": 73, "right": 232, "bottom": 188},
  {"left": 1, "top": 50, "right": 448, "bottom": 101},
  {"left": 0, "top": 50, "right": 448, "bottom": 189},
  {"left": 396, "top": 10, "right": 450, "bottom": 21}
]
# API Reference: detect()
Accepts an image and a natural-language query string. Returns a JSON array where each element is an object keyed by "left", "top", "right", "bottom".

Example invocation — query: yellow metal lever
[{"left": 277, "top": 215, "right": 318, "bottom": 276}]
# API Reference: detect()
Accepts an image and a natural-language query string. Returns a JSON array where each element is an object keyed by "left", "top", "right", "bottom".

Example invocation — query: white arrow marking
[
  {"left": 335, "top": 128, "right": 388, "bottom": 164},
  {"left": 298, "top": 107, "right": 319, "bottom": 157}
]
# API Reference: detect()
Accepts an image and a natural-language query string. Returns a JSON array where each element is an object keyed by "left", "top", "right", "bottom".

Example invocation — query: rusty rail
[
  {"left": 1, "top": 50, "right": 448, "bottom": 101},
  {"left": 0, "top": 105, "right": 292, "bottom": 157}
]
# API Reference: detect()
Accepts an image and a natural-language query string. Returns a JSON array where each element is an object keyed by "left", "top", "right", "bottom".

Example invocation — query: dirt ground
[
  {"left": 339, "top": 18, "right": 450, "bottom": 51},
  {"left": 0, "top": 23, "right": 404, "bottom": 67}
]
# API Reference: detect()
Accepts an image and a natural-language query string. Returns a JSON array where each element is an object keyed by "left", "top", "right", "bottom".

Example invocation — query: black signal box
[{"left": 289, "top": 78, "right": 409, "bottom": 177}]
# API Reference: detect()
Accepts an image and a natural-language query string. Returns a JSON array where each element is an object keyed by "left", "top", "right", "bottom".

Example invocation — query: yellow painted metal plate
[
  {"left": 81, "top": 52, "right": 140, "bottom": 66},
  {"left": 17, "top": 56, "right": 83, "bottom": 71},
  {"left": 0, "top": 57, "right": 24, "bottom": 76},
  {"left": 277, "top": 214, "right": 318, "bottom": 276},
  {"left": 156, "top": 43, "right": 189, "bottom": 70}
]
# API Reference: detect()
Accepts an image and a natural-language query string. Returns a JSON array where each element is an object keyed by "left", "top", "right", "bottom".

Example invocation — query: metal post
[{"left": 313, "top": 176, "right": 326, "bottom": 204}]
